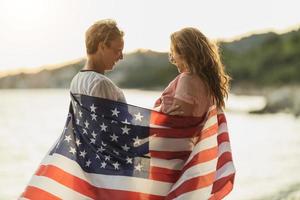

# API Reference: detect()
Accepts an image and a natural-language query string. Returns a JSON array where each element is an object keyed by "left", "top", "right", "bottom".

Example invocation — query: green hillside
[
  {"left": 221, "top": 29, "right": 300, "bottom": 86},
  {"left": 0, "top": 28, "right": 299, "bottom": 90}
]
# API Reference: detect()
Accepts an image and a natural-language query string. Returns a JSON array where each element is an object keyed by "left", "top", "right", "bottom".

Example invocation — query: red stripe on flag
[
  {"left": 150, "top": 150, "right": 191, "bottom": 160},
  {"left": 150, "top": 126, "right": 200, "bottom": 138},
  {"left": 165, "top": 171, "right": 216, "bottom": 200},
  {"left": 150, "top": 111, "right": 204, "bottom": 128},
  {"left": 195, "top": 123, "right": 218, "bottom": 143},
  {"left": 217, "top": 132, "right": 229, "bottom": 144},
  {"left": 210, "top": 174, "right": 235, "bottom": 200},
  {"left": 216, "top": 152, "right": 233, "bottom": 170},
  {"left": 149, "top": 166, "right": 181, "bottom": 183},
  {"left": 217, "top": 113, "right": 226, "bottom": 124},
  {"left": 181, "top": 146, "right": 218, "bottom": 173},
  {"left": 33, "top": 164, "right": 165, "bottom": 200},
  {"left": 22, "top": 186, "right": 61, "bottom": 200},
  {"left": 149, "top": 108, "right": 218, "bottom": 139},
  {"left": 36, "top": 164, "right": 97, "bottom": 199}
]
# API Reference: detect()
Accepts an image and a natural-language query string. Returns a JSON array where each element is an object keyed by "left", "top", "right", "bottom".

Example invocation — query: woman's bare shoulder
[{"left": 177, "top": 73, "right": 207, "bottom": 93}]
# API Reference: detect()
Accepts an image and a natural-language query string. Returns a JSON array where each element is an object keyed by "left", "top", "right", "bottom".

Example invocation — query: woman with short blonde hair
[
  {"left": 70, "top": 19, "right": 126, "bottom": 102},
  {"left": 85, "top": 19, "right": 124, "bottom": 55}
]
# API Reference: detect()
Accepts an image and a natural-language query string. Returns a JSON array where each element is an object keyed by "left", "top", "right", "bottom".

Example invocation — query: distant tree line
[
  {"left": 221, "top": 29, "right": 300, "bottom": 86},
  {"left": 0, "top": 28, "right": 299, "bottom": 90}
]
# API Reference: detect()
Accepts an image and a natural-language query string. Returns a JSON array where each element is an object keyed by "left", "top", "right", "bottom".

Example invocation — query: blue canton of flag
[{"left": 52, "top": 94, "right": 152, "bottom": 178}]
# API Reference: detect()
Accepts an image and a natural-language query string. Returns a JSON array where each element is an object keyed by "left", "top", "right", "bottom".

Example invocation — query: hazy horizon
[
  {"left": 1, "top": 25, "right": 299, "bottom": 77},
  {"left": 1, "top": 0, "right": 300, "bottom": 75}
]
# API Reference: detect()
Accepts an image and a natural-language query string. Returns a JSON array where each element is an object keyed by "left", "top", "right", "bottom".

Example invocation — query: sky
[{"left": 0, "top": 0, "right": 299, "bottom": 74}]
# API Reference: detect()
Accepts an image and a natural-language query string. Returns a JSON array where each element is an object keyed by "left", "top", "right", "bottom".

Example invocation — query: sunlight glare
[{"left": 1, "top": 0, "right": 49, "bottom": 29}]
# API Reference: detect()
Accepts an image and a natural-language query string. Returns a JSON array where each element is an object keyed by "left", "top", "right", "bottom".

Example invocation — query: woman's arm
[{"left": 166, "top": 98, "right": 193, "bottom": 116}]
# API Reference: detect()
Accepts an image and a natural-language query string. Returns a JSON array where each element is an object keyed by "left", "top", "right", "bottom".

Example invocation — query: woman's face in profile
[{"left": 169, "top": 43, "right": 187, "bottom": 73}]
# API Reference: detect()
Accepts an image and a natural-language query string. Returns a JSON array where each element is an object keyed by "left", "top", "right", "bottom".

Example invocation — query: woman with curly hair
[{"left": 154, "top": 27, "right": 231, "bottom": 117}]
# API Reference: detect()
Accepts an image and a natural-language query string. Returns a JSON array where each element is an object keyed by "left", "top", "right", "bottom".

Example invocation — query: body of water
[{"left": 0, "top": 89, "right": 300, "bottom": 200}]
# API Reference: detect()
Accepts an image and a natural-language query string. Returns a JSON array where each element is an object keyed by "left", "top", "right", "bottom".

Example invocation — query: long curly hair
[{"left": 170, "top": 27, "right": 231, "bottom": 109}]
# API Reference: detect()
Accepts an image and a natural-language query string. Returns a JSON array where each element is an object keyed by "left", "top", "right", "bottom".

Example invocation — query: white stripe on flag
[
  {"left": 202, "top": 114, "right": 218, "bottom": 130},
  {"left": 149, "top": 137, "right": 193, "bottom": 151},
  {"left": 218, "top": 122, "right": 228, "bottom": 135},
  {"left": 185, "top": 133, "right": 218, "bottom": 164},
  {"left": 42, "top": 153, "right": 173, "bottom": 196},
  {"left": 169, "top": 158, "right": 218, "bottom": 193},
  {"left": 173, "top": 185, "right": 213, "bottom": 200},
  {"left": 28, "top": 175, "right": 92, "bottom": 199},
  {"left": 216, "top": 161, "right": 235, "bottom": 180},
  {"left": 218, "top": 141, "right": 232, "bottom": 157}
]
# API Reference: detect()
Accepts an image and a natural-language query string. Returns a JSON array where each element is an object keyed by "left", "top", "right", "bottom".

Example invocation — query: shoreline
[
  {"left": 0, "top": 85, "right": 299, "bottom": 117},
  {"left": 231, "top": 85, "right": 300, "bottom": 117}
]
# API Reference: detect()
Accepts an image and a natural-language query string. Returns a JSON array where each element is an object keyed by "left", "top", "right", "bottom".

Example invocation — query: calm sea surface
[{"left": 0, "top": 89, "right": 300, "bottom": 200}]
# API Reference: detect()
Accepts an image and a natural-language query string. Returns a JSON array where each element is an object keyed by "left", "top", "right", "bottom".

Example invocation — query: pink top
[{"left": 154, "top": 72, "right": 212, "bottom": 117}]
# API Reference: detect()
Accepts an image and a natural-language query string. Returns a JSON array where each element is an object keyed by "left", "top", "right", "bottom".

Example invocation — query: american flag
[{"left": 21, "top": 93, "right": 235, "bottom": 200}]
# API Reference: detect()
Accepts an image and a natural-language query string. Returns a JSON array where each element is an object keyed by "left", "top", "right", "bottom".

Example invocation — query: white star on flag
[
  {"left": 112, "top": 162, "right": 120, "bottom": 170},
  {"left": 75, "top": 138, "right": 82, "bottom": 146},
  {"left": 104, "top": 155, "right": 111, "bottom": 161},
  {"left": 91, "top": 113, "right": 97, "bottom": 121},
  {"left": 100, "top": 161, "right": 107, "bottom": 168},
  {"left": 134, "top": 163, "right": 143, "bottom": 171},
  {"left": 82, "top": 128, "right": 88, "bottom": 135},
  {"left": 97, "top": 146, "right": 105, "bottom": 153},
  {"left": 121, "top": 125, "right": 130, "bottom": 135},
  {"left": 79, "top": 150, "right": 87, "bottom": 158},
  {"left": 84, "top": 120, "right": 89, "bottom": 128},
  {"left": 100, "top": 123, "right": 108, "bottom": 132},
  {"left": 126, "top": 157, "right": 133, "bottom": 164},
  {"left": 134, "top": 112, "right": 144, "bottom": 121},
  {"left": 122, "top": 144, "right": 130, "bottom": 151},
  {"left": 91, "top": 131, "right": 97, "bottom": 138},
  {"left": 64, "top": 135, "right": 72, "bottom": 143},
  {"left": 110, "top": 133, "right": 119, "bottom": 142},
  {"left": 69, "top": 147, "right": 76, "bottom": 155},
  {"left": 90, "top": 138, "right": 96, "bottom": 144},
  {"left": 78, "top": 111, "right": 83, "bottom": 117},
  {"left": 90, "top": 104, "right": 97, "bottom": 112},
  {"left": 111, "top": 108, "right": 120, "bottom": 117},
  {"left": 85, "top": 160, "right": 91, "bottom": 167}
]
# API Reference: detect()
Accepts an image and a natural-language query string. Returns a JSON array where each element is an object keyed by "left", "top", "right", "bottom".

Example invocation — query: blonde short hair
[{"left": 85, "top": 19, "right": 124, "bottom": 54}]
